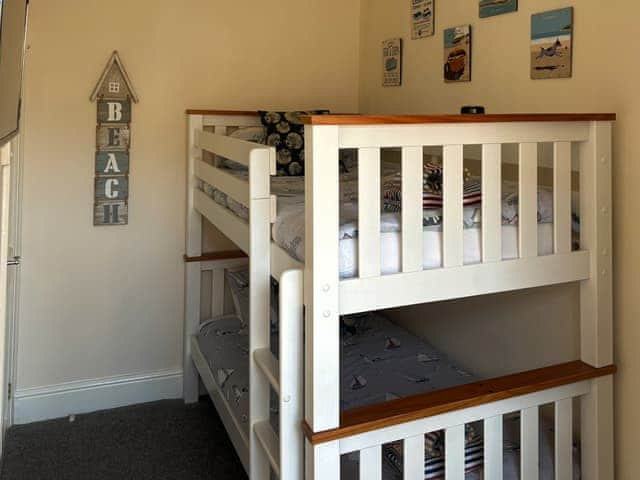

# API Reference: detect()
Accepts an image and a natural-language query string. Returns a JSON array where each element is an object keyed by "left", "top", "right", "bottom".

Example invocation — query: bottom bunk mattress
[
  {"left": 195, "top": 312, "right": 477, "bottom": 441},
  {"left": 196, "top": 316, "right": 251, "bottom": 436},
  {"left": 196, "top": 310, "right": 580, "bottom": 479}
]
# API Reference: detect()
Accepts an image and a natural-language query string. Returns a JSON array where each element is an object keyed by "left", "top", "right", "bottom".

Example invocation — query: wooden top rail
[
  {"left": 187, "top": 110, "right": 615, "bottom": 124},
  {"left": 186, "top": 109, "right": 260, "bottom": 116},
  {"left": 299, "top": 113, "right": 616, "bottom": 125},
  {"left": 303, "top": 361, "right": 616, "bottom": 445},
  {"left": 184, "top": 250, "right": 248, "bottom": 263}
]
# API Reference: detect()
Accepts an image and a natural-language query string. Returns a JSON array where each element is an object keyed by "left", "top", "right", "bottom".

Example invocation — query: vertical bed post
[
  {"left": 184, "top": 114, "right": 204, "bottom": 404},
  {"left": 579, "top": 121, "right": 614, "bottom": 480},
  {"left": 249, "top": 147, "right": 274, "bottom": 480},
  {"left": 304, "top": 124, "right": 341, "bottom": 479}
]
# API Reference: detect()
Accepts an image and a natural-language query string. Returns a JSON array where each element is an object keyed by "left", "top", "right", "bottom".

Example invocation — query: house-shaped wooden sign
[{"left": 91, "top": 51, "right": 138, "bottom": 226}]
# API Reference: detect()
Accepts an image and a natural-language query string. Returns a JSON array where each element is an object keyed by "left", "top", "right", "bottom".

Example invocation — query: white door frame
[
  {"left": 0, "top": 142, "right": 12, "bottom": 452},
  {"left": 4, "top": 134, "right": 22, "bottom": 431},
  {"left": 0, "top": 135, "right": 23, "bottom": 446}
]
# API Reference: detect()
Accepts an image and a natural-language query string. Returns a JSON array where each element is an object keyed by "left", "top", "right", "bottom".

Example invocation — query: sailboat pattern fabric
[{"left": 340, "top": 313, "right": 475, "bottom": 410}]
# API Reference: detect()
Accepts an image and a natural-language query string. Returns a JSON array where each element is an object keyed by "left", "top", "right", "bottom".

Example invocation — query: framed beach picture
[
  {"left": 444, "top": 25, "right": 471, "bottom": 83},
  {"left": 411, "top": 0, "right": 434, "bottom": 39},
  {"left": 480, "top": 0, "right": 517, "bottom": 18},
  {"left": 382, "top": 38, "right": 402, "bottom": 87},
  {"left": 531, "top": 7, "right": 573, "bottom": 80}
]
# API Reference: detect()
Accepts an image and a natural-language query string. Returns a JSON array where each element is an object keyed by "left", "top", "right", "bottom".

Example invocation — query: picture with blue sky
[{"left": 531, "top": 7, "right": 573, "bottom": 79}]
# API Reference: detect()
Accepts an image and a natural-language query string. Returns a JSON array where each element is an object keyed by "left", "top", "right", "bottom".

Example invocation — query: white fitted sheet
[{"left": 337, "top": 223, "right": 554, "bottom": 278}]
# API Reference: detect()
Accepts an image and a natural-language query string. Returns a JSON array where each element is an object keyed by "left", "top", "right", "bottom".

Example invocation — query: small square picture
[
  {"left": 444, "top": 25, "right": 471, "bottom": 83},
  {"left": 382, "top": 38, "right": 402, "bottom": 87},
  {"left": 411, "top": 0, "right": 435, "bottom": 39},
  {"left": 480, "top": 0, "right": 517, "bottom": 18},
  {"left": 531, "top": 7, "right": 573, "bottom": 80}
]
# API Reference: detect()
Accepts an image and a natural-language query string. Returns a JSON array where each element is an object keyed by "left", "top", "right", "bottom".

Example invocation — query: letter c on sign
[{"left": 105, "top": 178, "right": 120, "bottom": 199}]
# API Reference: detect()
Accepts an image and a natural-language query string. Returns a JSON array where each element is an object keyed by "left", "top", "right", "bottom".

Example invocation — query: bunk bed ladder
[{"left": 252, "top": 268, "right": 304, "bottom": 479}]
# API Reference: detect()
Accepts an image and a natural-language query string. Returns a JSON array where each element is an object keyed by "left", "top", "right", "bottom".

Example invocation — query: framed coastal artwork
[
  {"left": 382, "top": 38, "right": 402, "bottom": 87},
  {"left": 531, "top": 7, "right": 573, "bottom": 80},
  {"left": 411, "top": 0, "right": 434, "bottom": 39},
  {"left": 480, "top": 0, "right": 517, "bottom": 18},
  {"left": 444, "top": 25, "right": 471, "bottom": 83}
]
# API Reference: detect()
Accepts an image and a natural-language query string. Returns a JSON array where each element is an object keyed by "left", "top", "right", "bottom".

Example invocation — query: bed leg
[
  {"left": 579, "top": 120, "right": 614, "bottom": 480},
  {"left": 184, "top": 113, "right": 204, "bottom": 404},
  {"left": 306, "top": 439, "right": 340, "bottom": 480},
  {"left": 581, "top": 376, "right": 614, "bottom": 480},
  {"left": 183, "top": 262, "right": 201, "bottom": 404}
]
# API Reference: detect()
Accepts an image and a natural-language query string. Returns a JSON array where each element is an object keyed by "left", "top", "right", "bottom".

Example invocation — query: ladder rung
[
  {"left": 254, "top": 348, "right": 280, "bottom": 395},
  {"left": 254, "top": 420, "right": 280, "bottom": 477}
]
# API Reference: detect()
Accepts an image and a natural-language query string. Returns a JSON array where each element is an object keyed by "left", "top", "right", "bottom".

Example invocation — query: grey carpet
[{"left": 1, "top": 398, "right": 248, "bottom": 480}]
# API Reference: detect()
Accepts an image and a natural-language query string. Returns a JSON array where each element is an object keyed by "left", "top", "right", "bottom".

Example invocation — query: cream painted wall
[
  {"left": 18, "top": 0, "right": 360, "bottom": 391},
  {"left": 360, "top": 1, "right": 639, "bottom": 477}
]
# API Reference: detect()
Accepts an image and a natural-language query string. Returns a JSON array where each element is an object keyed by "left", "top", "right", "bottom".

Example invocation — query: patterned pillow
[{"left": 259, "top": 110, "right": 329, "bottom": 176}]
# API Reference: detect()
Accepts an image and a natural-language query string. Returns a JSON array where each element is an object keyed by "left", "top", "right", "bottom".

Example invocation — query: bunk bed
[{"left": 183, "top": 110, "right": 617, "bottom": 480}]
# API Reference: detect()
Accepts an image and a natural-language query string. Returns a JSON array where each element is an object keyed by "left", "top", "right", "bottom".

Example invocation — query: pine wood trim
[
  {"left": 303, "top": 361, "right": 616, "bottom": 445},
  {"left": 186, "top": 109, "right": 260, "bottom": 116},
  {"left": 183, "top": 250, "right": 247, "bottom": 263},
  {"left": 300, "top": 113, "right": 616, "bottom": 125}
]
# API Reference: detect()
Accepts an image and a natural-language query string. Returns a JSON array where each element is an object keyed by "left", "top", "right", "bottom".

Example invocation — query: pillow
[
  {"left": 217, "top": 126, "right": 267, "bottom": 170},
  {"left": 259, "top": 110, "right": 330, "bottom": 176}
]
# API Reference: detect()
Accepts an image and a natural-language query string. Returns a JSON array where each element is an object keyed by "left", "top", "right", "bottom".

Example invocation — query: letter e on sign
[{"left": 97, "top": 124, "right": 130, "bottom": 151}]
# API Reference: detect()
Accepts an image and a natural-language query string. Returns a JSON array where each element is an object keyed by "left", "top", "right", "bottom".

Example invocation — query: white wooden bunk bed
[{"left": 183, "top": 110, "right": 617, "bottom": 480}]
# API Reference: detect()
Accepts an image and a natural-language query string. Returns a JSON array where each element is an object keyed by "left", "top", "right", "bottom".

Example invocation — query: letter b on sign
[{"left": 98, "top": 100, "right": 131, "bottom": 124}]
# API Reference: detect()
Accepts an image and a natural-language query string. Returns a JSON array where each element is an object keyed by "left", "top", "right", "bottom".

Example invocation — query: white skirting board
[{"left": 13, "top": 369, "right": 183, "bottom": 425}]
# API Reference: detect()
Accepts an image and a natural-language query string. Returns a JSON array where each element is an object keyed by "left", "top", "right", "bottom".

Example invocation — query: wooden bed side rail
[
  {"left": 302, "top": 361, "right": 616, "bottom": 445},
  {"left": 300, "top": 113, "right": 616, "bottom": 125},
  {"left": 186, "top": 109, "right": 261, "bottom": 116},
  {"left": 183, "top": 250, "right": 247, "bottom": 263}
]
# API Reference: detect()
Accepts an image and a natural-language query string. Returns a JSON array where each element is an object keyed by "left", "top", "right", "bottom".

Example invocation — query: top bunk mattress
[{"left": 200, "top": 167, "right": 568, "bottom": 278}]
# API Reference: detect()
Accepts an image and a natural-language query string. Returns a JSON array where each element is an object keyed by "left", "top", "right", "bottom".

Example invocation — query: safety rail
[{"left": 303, "top": 361, "right": 615, "bottom": 480}]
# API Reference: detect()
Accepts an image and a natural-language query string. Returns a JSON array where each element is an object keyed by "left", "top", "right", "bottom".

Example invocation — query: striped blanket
[
  {"left": 383, "top": 424, "right": 484, "bottom": 479},
  {"left": 382, "top": 163, "right": 482, "bottom": 211}
]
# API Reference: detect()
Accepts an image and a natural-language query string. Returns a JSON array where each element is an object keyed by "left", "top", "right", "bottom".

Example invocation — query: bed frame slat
[
  {"left": 555, "top": 398, "right": 573, "bottom": 480},
  {"left": 521, "top": 406, "right": 540, "bottom": 480},
  {"left": 483, "top": 415, "right": 503, "bottom": 479},
  {"left": 359, "top": 445, "right": 382, "bottom": 480},
  {"left": 481, "top": 144, "right": 502, "bottom": 262},
  {"left": 445, "top": 424, "right": 465, "bottom": 480},
  {"left": 519, "top": 143, "right": 539, "bottom": 258},
  {"left": 554, "top": 142, "right": 573, "bottom": 254},
  {"left": 358, "top": 148, "right": 381, "bottom": 278},
  {"left": 195, "top": 160, "right": 250, "bottom": 206},
  {"left": 401, "top": 146, "right": 424, "bottom": 273},
  {"left": 443, "top": 145, "right": 464, "bottom": 267},
  {"left": 403, "top": 434, "right": 425, "bottom": 480}
]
